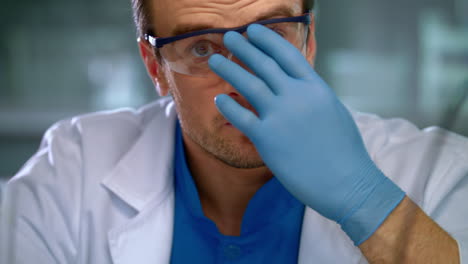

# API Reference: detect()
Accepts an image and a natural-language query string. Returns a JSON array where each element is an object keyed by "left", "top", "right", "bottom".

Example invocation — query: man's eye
[
  {"left": 266, "top": 25, "right": 286, "bottom": 37},
  {"left": 190, "top": 40, "right": 215, "bottom": 58}
]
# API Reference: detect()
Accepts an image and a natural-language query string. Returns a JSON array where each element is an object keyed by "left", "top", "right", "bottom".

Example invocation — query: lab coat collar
[
  {"left": 101, "top": 98, "right": 177, "bottom": 212},
  {"left": 101, "top": 98, "right": 178, "bottom": 264},
  {"left": 107, "top": 192, "right": 175, "bottom": 264}
]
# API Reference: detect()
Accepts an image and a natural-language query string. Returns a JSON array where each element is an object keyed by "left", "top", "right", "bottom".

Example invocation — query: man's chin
[
  {"left": 184, "top": 118, "right": 265, "bottom": 169},
  {"left": 215, "top": 154, "right": 266, "bottom": 169},
  {"left": 206, "top": 132, "right": 265, "bottom": 169},
  {"left": 212, "top": 140, "right": 265, "bottom": 169}
]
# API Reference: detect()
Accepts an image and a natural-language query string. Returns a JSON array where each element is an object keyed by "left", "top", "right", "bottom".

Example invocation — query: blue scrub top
[{"left": 170, "top": 121, "right": 305, "bottom": 263}]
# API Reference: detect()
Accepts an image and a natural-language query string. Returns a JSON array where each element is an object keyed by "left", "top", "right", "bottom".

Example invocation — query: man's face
[{"left": 143, "top": 0, "right": 315, "bottom": 169}]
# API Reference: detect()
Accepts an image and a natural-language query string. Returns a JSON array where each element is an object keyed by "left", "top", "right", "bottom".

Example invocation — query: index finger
[{"left": 246, "top": 23, "right": 314, "bottom": 80}]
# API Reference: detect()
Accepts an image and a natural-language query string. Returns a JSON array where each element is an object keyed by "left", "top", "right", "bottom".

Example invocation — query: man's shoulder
[
  {"left": 353, "top": 111, "right": 468, "bottom": 208},
  {"left": 42, "top": 97, "right": 173, "bottom": 148},
  {"left": 353, "top": 111, "right": 468, "bottom": 159},
  {"left": 9, "top": 97, "right": 175, "bottom": 189},
  {"left": 65, "top": 97, "right": 173, "bottom": 135}
]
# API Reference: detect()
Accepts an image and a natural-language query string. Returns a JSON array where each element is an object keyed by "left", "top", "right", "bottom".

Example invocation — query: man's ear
[
  {"left": 138, "top": 39, "right": 170, "bottom": 97},
  {"left": 306, "top": 13, "right": 317, "bottom": 67}
]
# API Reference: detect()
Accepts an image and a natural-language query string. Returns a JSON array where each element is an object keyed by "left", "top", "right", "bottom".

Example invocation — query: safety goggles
[{"left": 144, "top": 14, "right": 311, "bottom": 77}]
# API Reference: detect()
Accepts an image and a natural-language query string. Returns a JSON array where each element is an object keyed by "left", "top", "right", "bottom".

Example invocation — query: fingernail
[{"left": 214, "top": 94, "right": 226, "bottom": 106}]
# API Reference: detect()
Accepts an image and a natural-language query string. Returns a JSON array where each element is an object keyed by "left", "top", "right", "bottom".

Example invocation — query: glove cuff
[{"left": 339, "top": 173, "right": 406, "bottom": 246}]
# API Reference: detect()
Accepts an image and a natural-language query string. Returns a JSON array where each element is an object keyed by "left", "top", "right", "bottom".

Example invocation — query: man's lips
[
  {"left": 226, "top": 92, "right": 259, "bottom": 116},
  {"left": 220, "top": 92, "right": 259, "bottom": 128}
]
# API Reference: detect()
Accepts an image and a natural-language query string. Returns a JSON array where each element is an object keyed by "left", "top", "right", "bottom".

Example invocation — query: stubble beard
[{"left": 180, "top": 114, "right": 266, "bottom": 169}]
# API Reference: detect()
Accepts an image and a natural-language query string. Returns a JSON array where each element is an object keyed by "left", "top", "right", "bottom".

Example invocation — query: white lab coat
[{"left": 1, "top": 97, "right": 468, "bottom": 264}]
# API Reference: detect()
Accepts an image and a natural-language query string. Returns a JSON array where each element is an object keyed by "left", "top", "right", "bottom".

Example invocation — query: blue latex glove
[{"left": 208, "top": 24, "right": 405, "bottom": 245}]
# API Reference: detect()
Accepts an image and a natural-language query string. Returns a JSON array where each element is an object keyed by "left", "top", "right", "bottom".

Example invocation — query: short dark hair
[{"left": 131, "top": 0, "right": 315, "bottom": 37}]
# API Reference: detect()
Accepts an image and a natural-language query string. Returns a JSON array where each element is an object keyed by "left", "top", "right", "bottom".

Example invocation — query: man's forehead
[{"left": 151, "top": 0, "right": 303, "bottom": 37}]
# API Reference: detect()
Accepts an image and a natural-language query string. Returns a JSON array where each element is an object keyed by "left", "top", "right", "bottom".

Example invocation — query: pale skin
[{"left": 138, "top": 0, "right": 460, "bottom": 262}]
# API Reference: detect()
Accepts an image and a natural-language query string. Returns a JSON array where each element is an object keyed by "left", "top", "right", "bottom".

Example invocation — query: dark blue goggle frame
[{"left": 145, "top": 13, "right": 311, "bottom": 49}]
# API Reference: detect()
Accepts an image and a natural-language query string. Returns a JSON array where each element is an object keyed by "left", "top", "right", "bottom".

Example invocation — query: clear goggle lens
[{"left": 159, "top": 22, "right": 308, "bottom": 77}]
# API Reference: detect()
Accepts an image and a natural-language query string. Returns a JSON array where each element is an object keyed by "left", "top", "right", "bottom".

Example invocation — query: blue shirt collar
[{"left": 174, "top": 120, "right": 302, "bottom": 236}]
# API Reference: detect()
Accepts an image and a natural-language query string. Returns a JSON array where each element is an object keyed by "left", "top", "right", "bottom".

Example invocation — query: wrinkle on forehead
[{"left": 151, "top": 0, "right": 302, "bottom": 37}]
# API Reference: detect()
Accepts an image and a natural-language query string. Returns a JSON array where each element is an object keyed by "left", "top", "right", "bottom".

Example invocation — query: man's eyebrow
[
  {"left": 170, "top": 5, "right": 297, "bottom": 37},
  {"left": 254, "top": 5, "right": 297, "bottom": 22},
  {"left": 171, "top": 24, "right": 215, "bottom": 37}
]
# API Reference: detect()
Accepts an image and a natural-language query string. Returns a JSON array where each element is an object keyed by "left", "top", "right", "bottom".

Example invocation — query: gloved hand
[{"left": 208, "top": 24, "right": 405, "bottom": 245}]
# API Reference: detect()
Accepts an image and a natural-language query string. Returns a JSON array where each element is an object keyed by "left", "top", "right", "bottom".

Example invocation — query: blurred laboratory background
[{"left": 0, "top": 0, "right": 467, "bottom": 185}]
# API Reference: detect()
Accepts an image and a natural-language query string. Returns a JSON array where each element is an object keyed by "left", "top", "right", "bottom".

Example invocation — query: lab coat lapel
[
  {"left": 107, "top": 192, "right": 175, "bottom": 264},
  {"left": 102, "top": 99, "right": 177, "bottom": 264}
]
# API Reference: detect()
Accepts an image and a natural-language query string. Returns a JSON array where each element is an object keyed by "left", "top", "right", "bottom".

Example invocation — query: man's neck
[{"left": 181, "top": 132, "right": 273, "bottom": 236}]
